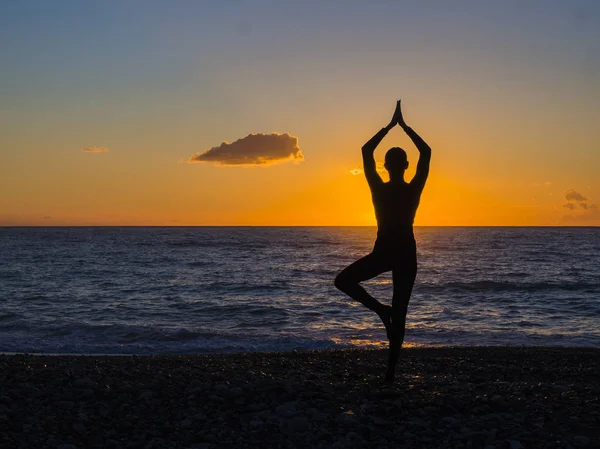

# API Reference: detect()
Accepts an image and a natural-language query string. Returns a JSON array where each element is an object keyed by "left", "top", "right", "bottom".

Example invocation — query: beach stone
[
  {"left": 229, "top": 387, "right": 243, "bottom": 397},
  {"left": 56, "top": 445, "right": 77, "bottom": 449},
  {"left": 552, "top": 385, "right": 569, "bottom": 393},
  {"left": 573, "top": 436, "right": 591, "bottom": 447},
  {"left": 214, "top": 384, "right": 228, "bottom": 394},
  {"left": 337, "top": 411, "right": 358, "bottom": 426},
  {"left": 345, "top": 431, "right": 360, "bottom": 440},
  {"left": 139, "top": 391, "right": 153, "bottom": 400},
  {"left": 507, "top": 440, "right": 522, "bottom": 449},
  {"left": 57, "top": 401, "right": 74, "bottom": 410},
  {"left": 106, "top": 440, "right": 123, "bottom": 449},
  {"left": 491, "top": 395, "right": 506, "bottom": 407},
  {"left": 441, "top": 416, "right": 461, "bottom": 428},
  {"left": 275, "top": 401, "right": 298, "bottom": 416},
  {"left": 71, "top": 421, "right": 85, "bottom": 434},
  {"left": 180, "top": 418, "right": 192, "bottom": 428},
  {"left": 81, "top": 388, "right": 94, "bottom": 398},
  {"left": 312, "top": 411, "right": 328, "bottom": 422},
  {"left": 249, "top": 418, "right": 264, "bottom": 429},
  {"left": 74, "top": 377, "right": 96, "bottom": 389},
  {"left": 279, "top": 416, "right": 310, "bottom": 434}
]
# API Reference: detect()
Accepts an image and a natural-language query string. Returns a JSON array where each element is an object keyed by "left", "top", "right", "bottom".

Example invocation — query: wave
[
  {"left": 416, "top": 280, "right": 600, "bottom": 293},
  {"left": 0, "top": 321, "right": 344, "bottom": 355}
]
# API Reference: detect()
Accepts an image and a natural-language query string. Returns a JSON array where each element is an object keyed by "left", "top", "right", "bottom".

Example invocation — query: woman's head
[{"left": 384, "top": 147, "right": 408, "bottom": 174}]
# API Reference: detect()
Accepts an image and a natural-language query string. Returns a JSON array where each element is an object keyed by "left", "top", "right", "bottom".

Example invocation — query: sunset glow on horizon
[{"left": 1, "top": 1, "right": 599, "bottom": 226}]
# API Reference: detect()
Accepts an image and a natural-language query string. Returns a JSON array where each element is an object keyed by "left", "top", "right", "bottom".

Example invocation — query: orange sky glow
[{"left": 1, "top": 2, "right": 599, "bottom": 226}]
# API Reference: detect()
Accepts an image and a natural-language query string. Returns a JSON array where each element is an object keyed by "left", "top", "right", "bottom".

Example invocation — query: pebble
[
  {"left": 81, "top": 389, "right": 94, "bottom": 398},
  {"left": 229, "top": 387, "right": 243, "bottom": 397},
  {"left": 491, "top": 395, "right": 506, "bottom": 406},
  {"left": 139, "top": 391, "right": 153, "bottom": 401},
  {"left": 214, "top": 384, "right": 228, "bottom": 394},
  {"left": 73, "top": 378, "right": 96, "bottom": 389},
  {"left": 507, "top": 440, "right": 522, "bottom": 449},
  {"left": 249, "top": 418, "right": 264, "bottom": 429},
  {"left": 57, "top": 401, "right": 74, "bottom": 410},
  {"left": 573, "top": 436, "right": 591, "bottom": 447},
  {"left": 336, "top": 411, "right": 358, "bottom": 425},
  {"left": 441, "top": 416, "right": 461, "bottom": 428},
  {"left": 275, "top": 401, "right": 298, "bottom": 416},
  {"left": 284, "top": 416, "right": 310, "bottom": 433},
  {"left": 0, "top": 348, "right": 597, "bottom": 449}
]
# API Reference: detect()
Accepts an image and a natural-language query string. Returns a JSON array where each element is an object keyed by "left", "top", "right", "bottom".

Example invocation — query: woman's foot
[
  {"left": 384, "top": 367, "right": 395, "bottom": 383},
  {"left": 385, "top": 336, "right": 401, "bottom": 383}
]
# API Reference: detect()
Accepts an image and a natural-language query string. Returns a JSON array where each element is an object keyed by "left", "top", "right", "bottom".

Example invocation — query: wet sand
[{"left": 1, "top": 347, "right": 598, "bottom": 448}]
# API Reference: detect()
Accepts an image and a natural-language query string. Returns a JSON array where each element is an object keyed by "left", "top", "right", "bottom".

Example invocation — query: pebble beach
[{"left": 1, "top": 347, "right": 598, "bottom": 449}]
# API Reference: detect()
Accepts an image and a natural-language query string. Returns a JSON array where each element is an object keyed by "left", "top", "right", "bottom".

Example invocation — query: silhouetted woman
[{"left": 335, "top": 100, "right": 431, "bottom": 382}]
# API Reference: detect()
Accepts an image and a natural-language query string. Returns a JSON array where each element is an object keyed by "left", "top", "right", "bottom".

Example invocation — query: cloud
[
  {"left": 560, "top": 189, "right": 599, "bottom": 223},
  {"left": 563, "top": 188, "right": 596, "bottom": 211},
  {"left": 82, "top": 147, "right": 109, "bottom": 153},
  {"left": 349, "top": 162, "right": 386, "bottom": 176},
  {"left": 188, "top": 133, "right": 303, "bottom": 166},
  {"left": 580, "top": 203, "right": 598, "bottom": 210},
  {"left": 564, "top": 189, "right": 586, "bottom": 202}
]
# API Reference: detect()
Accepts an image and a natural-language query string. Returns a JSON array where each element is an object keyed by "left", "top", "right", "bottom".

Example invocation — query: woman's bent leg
[{"left": 334, "top": 252, "right": 392, "bottom": 316}]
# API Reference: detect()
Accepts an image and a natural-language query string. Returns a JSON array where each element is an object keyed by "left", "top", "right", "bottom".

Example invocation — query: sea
[{"left": 0, "top": 227, "right": 599, "bottom": 355}]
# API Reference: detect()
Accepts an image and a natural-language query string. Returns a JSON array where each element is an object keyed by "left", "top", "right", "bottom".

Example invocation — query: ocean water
[{"left": 0, "top": 227, "right": 599, "bottom": 355}]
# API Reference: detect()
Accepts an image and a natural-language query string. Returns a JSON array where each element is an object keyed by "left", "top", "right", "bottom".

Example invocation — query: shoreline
[
  {"left": 1, "top": 347, "right": 598, "bottom": 448},
  {"left": 2, "top": 343, "right": 599, "bottom": 358}
]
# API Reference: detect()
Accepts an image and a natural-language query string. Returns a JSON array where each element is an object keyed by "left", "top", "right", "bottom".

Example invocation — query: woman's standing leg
[{"left": 385, "top": 257, "right": 418, "bottom": 382}]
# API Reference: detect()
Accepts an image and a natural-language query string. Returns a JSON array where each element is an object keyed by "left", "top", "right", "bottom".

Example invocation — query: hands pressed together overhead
[{"left": 387, "top": 100, "right": 408, "bottom": 130}]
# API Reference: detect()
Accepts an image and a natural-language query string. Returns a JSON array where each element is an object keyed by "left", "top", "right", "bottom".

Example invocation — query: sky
[{"left": 1, "top": 0, "right": 599, "bottom": 226}]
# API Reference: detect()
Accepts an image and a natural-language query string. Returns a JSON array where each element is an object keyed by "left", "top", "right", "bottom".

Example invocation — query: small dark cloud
[
  {"left": 82, "top": 147, "right": 109, "bottom": 153},
  {"left": 188, "top": 133, "right": 303, "bottom": 166},
  {"left": 560, "top": 189, "right": 599, "bottom": 223},
  {"left": 563, "top": 189, "right": 596, "bottom": 211},
  {"left": 564, "top": 189, "right": 586, "bottom": 202}
]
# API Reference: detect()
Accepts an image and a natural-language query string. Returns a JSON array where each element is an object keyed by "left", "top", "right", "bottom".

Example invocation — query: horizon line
[{"left": 1, "top": 225, "right": 598, "bottom": 228}]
